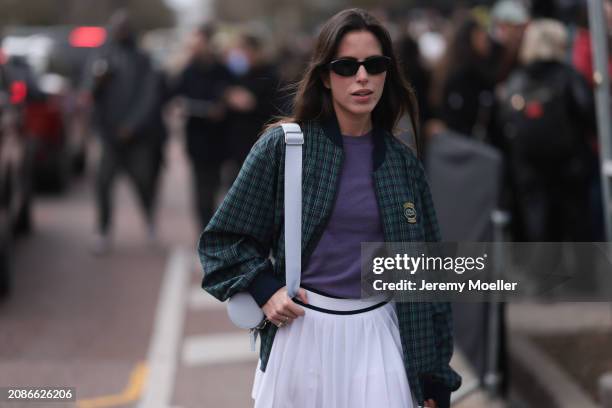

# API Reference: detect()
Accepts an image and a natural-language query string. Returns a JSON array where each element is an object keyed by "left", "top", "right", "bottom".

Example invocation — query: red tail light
[
  {"left": 10, "top": 80, "right": 27, "bottom": 104},
  {"left": 69, "top": 26, "right": 106, "bottom": 48}
]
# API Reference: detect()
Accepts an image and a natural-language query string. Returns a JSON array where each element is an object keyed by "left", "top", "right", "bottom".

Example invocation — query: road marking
[
  {"left": 182, "top": 332, "right": 258, "bottom": 366},
  {"left": 76, "top": 361, "right": 148, "bottom": 408},
  {"left": 188, "top": 285, "right": 225, "bottom": 311},
  {"left": 137, "top": 247, "right": 190, "bottom": 408}
]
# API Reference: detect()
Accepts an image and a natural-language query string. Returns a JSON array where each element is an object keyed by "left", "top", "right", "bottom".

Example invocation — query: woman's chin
[{"left": 347, "top": 104, "right": 376, "bottom": 117}]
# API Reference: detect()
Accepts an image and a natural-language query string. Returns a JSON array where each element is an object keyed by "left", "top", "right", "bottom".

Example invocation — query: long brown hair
[{"left": 270, "top": 8, "right": 422, "bottom": 158}]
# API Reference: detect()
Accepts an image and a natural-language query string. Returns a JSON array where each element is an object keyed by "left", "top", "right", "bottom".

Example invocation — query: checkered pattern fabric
[{"left": 198, "top": 120, "right": 462, "bottom": 404}]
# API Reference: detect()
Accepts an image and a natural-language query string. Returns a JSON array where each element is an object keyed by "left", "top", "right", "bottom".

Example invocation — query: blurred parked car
[
  {"left": 5, "top": 55, "right": 71, "bottom": 191},
  {"left": 2, "top": 25, "right": 105, "bottom": 191},
  {"left": 0, "top": 55, "right": 34, "bottom": 298}
]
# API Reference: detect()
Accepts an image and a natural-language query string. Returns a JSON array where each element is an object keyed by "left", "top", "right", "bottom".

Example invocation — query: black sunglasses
[{"left": 327, "top": 56, "right": 391, "bottom": 77}]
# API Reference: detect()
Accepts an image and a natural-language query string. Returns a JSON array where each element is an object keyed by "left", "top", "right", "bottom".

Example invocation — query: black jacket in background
[
  {"left": 439, "top": 65, "right": 496, "bottom": 141},
  {"left": 171, "top": 59, "right": 232, "bottom": 164},
  {"left": 85, "top": 43, "right": 156, "bottom": 146},
  {"left": 225, "top": 63, "right": 280, "bottom": 164}
]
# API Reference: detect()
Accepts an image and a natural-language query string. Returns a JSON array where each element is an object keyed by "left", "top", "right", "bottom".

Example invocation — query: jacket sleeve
[
  {"left": 198, "top": 127, "right": 284, "bottom": 304},
  {"left": 418, "top": 162, "right": 462, "bottom": 404}
]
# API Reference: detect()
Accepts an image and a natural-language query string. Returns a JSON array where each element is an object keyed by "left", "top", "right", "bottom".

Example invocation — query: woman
[
  {"left": 170, "top": 24, "right": 231, "bottom": 230},
  {"left": 497, "top": 19, "right": 595, "bottom": 242},
  {"left": 199, "top": 9, "right": 461, "bottom": 408},
  {"left": 430, "top": 16, "right": 495, "bottom": 142}
]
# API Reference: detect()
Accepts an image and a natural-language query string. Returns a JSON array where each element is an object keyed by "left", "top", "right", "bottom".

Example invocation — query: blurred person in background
[
  {"left": 170, "top": 24, "right": 231, "bottom": 230},
  {"left": 84, "top": 10, "right": 165, "bottom": 254},
  {"left": 489, "top": 0, "right": 530, "bottom": 83},
  {"left": 497, "top": 19, "right": 596, "bottom": 241},
  {"left": 429, "top": 16, "right": 496, "bottom": 143},
  {"left": 275, "top": 37, "right": 312, "bottom": 116},
  {"left": 397, "top": 33, "right": 432, "bottom": 126},
  {"left": 223, "top": 32, "right": 280, "bottom": 168},
  {"left": 199, "top": 8, "right": 460, "bottom": 408}
]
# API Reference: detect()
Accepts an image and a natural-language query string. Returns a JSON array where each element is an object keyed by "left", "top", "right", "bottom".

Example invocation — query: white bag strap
[{"left": 281, "top": 123, "right": 303, "bottom": 299}]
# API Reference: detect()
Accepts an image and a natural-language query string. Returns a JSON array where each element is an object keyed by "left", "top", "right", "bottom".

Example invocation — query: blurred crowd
[
  {"left": 163, "top": 0, "right": 609, "bottom": 247},
  {"left": 1, "top": 0, "right": 611, "bottom": 257}
]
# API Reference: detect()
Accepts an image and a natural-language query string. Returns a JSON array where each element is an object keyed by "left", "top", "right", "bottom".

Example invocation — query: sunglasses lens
[
  {"left": 328, "top": 57, "right": 390, "bottom": 76},
  {"left": 364, "top": 57, "right": 390, "bottom": 74},
  {"left": 330, "top": 60, "right": 358, "bottom": 76}
]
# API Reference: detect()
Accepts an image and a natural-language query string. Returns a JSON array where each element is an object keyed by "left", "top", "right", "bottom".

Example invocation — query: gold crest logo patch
[{"left": 403, "top": 202, "right": 417, "bottom": 224}]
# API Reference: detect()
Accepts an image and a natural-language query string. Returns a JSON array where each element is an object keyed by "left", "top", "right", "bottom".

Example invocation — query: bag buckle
[{"left": 249, "top": 319, "right": 269, "bottom": 351}]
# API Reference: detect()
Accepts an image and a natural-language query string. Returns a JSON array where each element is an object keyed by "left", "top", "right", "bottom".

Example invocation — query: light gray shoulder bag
[{"left": 226, "top": 123, "right": 303, "bottom": 350}]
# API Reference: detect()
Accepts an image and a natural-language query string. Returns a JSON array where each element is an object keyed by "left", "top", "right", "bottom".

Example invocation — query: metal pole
[
  {"left": 586, "top": 0, "right": 612, "bottom": 385},
  {"left": 483, "top": 210, "right": 510, "bottom": 398},
  {"left": 587, "top": 0, "right": 612, "bottom": 241}
]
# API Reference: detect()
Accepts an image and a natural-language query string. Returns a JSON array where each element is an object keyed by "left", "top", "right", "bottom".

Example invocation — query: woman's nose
[{"left": 356, "top": 65, "right": 369, "bottom": 82}]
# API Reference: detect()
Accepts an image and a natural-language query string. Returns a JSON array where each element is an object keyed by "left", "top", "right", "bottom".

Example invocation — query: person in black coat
[
  {"left": 497, "top": 19, "right": 596, "bottom": 241},
  {"left": 430, "top": 16, "right": 496, "bottom": 143},
  {"left": 223, "top": 33, "right": 281, "bottom": 167},
  {"left": 85, "top": 10, "right": 166, "bottom": 253},
  {"left": 171, "top": 24, "right": 232, "bottom": 230}
]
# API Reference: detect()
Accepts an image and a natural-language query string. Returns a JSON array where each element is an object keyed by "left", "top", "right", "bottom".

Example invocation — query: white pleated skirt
[{"left": 251, "top": 290, "right": 416, "bottom": 408}]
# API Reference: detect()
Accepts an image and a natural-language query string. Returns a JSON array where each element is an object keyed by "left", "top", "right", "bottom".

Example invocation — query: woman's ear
[{"left": 321, "top": 71, "right": 331, "bottom": 89}]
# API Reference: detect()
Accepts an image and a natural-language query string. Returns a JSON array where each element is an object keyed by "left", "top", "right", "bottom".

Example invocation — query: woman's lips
[{"left": 351, "top": 91, "right": 373, "bottom": 103}]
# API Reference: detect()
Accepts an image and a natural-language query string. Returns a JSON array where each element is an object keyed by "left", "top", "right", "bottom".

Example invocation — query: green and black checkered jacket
[{"left": 198, "top": 118, "right": 462, "bottom": 405}]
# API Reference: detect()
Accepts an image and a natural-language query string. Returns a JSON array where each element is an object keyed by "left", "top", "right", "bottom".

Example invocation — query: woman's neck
[{"left": 334, "top": 107, "right": 372, "bottom": 136}]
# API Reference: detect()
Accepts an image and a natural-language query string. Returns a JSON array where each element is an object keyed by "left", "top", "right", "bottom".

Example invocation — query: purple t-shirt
[{"left": 301, "top": 132, "right": 384, "bottom": 299}]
